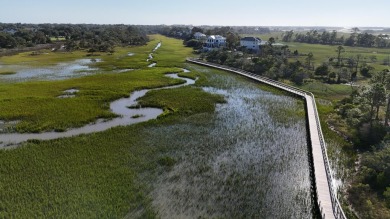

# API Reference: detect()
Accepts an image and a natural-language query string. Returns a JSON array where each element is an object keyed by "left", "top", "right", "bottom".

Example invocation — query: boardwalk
[{"left": 187, "top": 58, "right": 347, "bottom": 219}]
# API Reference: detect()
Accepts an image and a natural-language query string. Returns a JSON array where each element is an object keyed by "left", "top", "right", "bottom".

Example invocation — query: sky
[{"left": 1, "top": 0, "right": 390, "bottom": 27}]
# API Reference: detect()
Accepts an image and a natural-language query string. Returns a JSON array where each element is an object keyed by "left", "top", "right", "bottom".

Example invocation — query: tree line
[
  {"left": 0, "top": 23, "right": 148, "bottom": 52},
  {"left": 282, "top": 29, "right": 390, "bottom": 48}
]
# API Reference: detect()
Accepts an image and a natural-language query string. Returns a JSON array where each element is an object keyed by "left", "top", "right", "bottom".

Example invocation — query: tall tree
[
  {"left": 378, "top": 70, "right": 390, "bottom": 126},
  {"left": 365, "top": 83, "right": 386, "bottom": 123},
  {"left": 352, "top": 27, "right": 360, "bottom": 33},
  {"left": 355, "top": 54, "right": 362, "bottom": 73},
  {"left": 305, "top": 52, "right": 314, "bottom": 70},
  {"left": 336, "top": 46, "right": 345, "bottom": 67},
  {"left": 282, "top": 30, "right": 294, "bottom": 42},
  {"left": 225, "top": 32, "right": 240, "bottom": 50}
]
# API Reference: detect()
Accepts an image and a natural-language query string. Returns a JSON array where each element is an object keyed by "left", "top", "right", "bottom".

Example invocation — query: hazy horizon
[{"left": 2, "top": 0, "right": 390, "bottom": 28}]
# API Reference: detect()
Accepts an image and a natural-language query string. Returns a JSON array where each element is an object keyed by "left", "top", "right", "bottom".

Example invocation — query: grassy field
[
  {"left": 286, "top": 42, "right": 390, "bottom": 71},
  {"left": 50, "top": 37, "right": 66, "bottom": 41},
  {"left": 246, "top": 33, "right": 390, "bottom": 72},
  {"left": 299, "top": 82, "right": 353, "bottom": 100}
]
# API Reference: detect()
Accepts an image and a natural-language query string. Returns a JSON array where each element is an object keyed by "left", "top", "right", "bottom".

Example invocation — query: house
[
  {"left": 203, "top": 35, "right": 226, "bottom": 51},
  {"left": 194, "top": 32, "right": 207, "bottom": 41},
  {"left": 2, "top": 28, "right": 17, "bottom": 35},
  {"left": 240, "top": 37, "right": 262, "bottom": 52}
]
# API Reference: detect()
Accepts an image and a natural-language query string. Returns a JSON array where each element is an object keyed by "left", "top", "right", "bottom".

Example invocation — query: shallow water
[
  {"left": 153, "top": 42, "right": 162, "bottom": 51},
  {"left": 113, "top": 69, "right": 134, "bottom": 73},
  {"left": 57, "top": 89, "right": 80, "bottom": 98},
  {"left": 148, "top": 71, "right": 314, "bottom": 218},
  {"left": 146, "top": 42, "right": 161, "bottom": 62},
  {"left": 0, "top": 59, "right": 100, "bottom": 82},
  {"left": 148, "top": 62, "right": 157, "bottom": 67},
  {"left": 0, "top": 72, "right": 195, "bottom": 148}
]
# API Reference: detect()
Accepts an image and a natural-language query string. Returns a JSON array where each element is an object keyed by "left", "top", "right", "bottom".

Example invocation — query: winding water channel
[{"left": 0, "top": 73, "right": 195, "bottom": 148}]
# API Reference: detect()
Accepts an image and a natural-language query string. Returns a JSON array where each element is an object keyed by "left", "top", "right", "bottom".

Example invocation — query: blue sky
[{"left": 1, "top": 0, "right": 390, "bottom": 27}]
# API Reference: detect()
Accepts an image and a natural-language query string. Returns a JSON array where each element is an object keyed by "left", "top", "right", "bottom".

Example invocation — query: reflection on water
[
  {"left": 0, "top": 59, "right": 100, "bottom": 82},
  {"left": 0, "top": 72, "right": 195, "bottom": 148},
  {"left": 150, "top": 72, "right": 314, "bottom": 218}
]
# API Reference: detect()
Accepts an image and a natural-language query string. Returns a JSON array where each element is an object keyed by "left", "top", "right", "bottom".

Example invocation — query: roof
[
  {"left": 194, "top": 32, "right": 206, "bottom": 36},
  {"left": 208, "top": 35, "right": 226, "bottom": 40},
  {"left": 241, "top": 37, "right": 262, "bottom": 42}
]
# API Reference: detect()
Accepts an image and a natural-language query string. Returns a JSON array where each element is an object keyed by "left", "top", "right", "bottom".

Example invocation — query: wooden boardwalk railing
[{"left": 187, "top": 58, "right": 347, "bottom": 219}]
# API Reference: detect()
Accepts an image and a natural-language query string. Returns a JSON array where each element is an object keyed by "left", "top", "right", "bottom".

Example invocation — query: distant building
[
  {"left": 194, "top": 32, "right": 207, "bottom": 41},
  {"left": 2, "top": 28, "right": 17, "bottom": 35},
  {"left": 203, "top": 35, "right": 226, "bottom": 51},
  {"left": 240, "top": 36, "right": 262, "bottom": 52}
]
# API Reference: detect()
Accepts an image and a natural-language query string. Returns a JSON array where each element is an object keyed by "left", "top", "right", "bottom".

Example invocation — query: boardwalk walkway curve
[{"left": 187, "top": 58, "right": 347, "bottom": 219}]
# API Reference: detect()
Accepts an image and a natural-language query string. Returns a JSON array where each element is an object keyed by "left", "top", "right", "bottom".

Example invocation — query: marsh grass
[
  {"left": 95, "top": 41, "right": 160, "bottom": 70},
  {"left": 0, "top": 70, "right": 224, "bottom": 218},
  {"left": 0, "top": 50, "right": 91, "bottom": 66},
  {"left": 138, "top": 86, "right": 226, "bottom": 117},
  {"left": 150, "top": 35, "right": 194, "bottom": 68},
  {"left": 0, "top": 36, "right": 315, "bottom": 218},
  {"left": 0, "top": 71, "right": 16, "bottom": 75},
  {"left": 0, "top": 67, "right": 184, "bottom": 133},
  {"left": 144, "top": 67, "right": 314, "bottom": 218},
  {"left": 316, "top": 100, "right": 356, "bottom": 180}
]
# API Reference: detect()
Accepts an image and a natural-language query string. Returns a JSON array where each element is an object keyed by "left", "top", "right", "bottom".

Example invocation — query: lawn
[{"left": 285, "top": 42, "right": 390, "bottom": 71}]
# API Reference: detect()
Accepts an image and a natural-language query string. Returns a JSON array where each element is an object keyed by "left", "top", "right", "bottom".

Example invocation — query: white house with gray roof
[
  {"left": 203, "top": 35, "right": 226, "bottom": 51},
  {"left": 194, "top": 32, "right": 207, "bottom": 41},
  {"left": 240, "top": 36, "right": 262, "bottom": 52}
]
